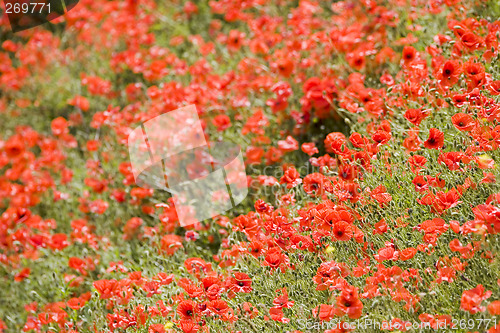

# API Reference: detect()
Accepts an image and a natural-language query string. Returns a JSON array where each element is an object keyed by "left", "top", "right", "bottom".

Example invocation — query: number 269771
[{"left": 5, "top": 2, "right": 51, "bottom": 14}]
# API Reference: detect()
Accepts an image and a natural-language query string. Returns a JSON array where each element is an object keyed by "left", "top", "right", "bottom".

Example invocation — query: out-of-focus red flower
[
  {"left": 160, "top": 234, "right": 183, "bottom": 255},
  {"left": 227, "top": 30, "right": 245, "bottom": 51},
  {"left": 93, "top": 279, "right": 118, "bottom": 299},
  {"left": 278, "top": 136, "right": 299, "bottom": 153},
  {"left": 460, "top": 285, "right": 492, "bottom": 314},
  {"left": 301, "top": 142, "right": 319, "bottom": 156},
  {"left": 212, "top": 114, "right": 231, "bottom": 131},
  {"left": 51, "top": 117, "right": 69, "bottom": 136},
  {"left": 488, "top": 301, "right": 500, "bottom": 315},
  {"left": 14, "top": 268, "right": 30, "bottom": 282},
  {"left": 68, "top": 95, "right": 90, "bottom": 112}
]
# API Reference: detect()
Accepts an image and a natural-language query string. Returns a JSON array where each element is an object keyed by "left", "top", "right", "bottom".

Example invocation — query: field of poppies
[{"left": 1, "top": 0, "right": 500, "bottom": 332}]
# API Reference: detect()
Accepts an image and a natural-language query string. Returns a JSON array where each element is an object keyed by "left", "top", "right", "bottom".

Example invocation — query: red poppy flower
[
  {"left": 68, "top": 95, "right": 90, "bottom": 112},
  {"left": 315, "top": 304, "right": 335, "bottom": 322},
  {"left": 424, "top": 128, "right": 444, "bottom": 149},
  {"left": 324, "top": 132, "right": 347, "bottom": 154},
  {"left": 404, "top": 108, "right": 428, "bottom": 126},
  {"left": 303, "top": 173, "right": 331, "bottom": 196},
  {"left": 183, "top": 1, "right": 198, "bottom": 15},
  {"left": 313, "top": 261, "right": 351, "bottom": 291},
  {"left": 370, "top": 185, "right": 392, "bottom": 205},
  {"left": 336, "top": 286, "right": 364, "bottom": 319},
  {"left": 403, "top": 128, "right": 423, "bottom": 152},
  {"left": 265, "top": 146, "right": 283, "bottom": 164},
  {"left": 459, "top": 32, "right": 485, "bottom": 50},
  {"left": 93, "top": 279, "right": 118, "bottom": 299},
  {"left": 247, "top": 241, "right": 265, "bottom": 257},
  {"left": 374, "top": 242, "right": 398, "bottom": 262},
  {"left": 488, "top": 301, "right": 500, "bottom": 315},
  {"left": 301, "top": 142, "right": 319, "bottom": 156},
  {"left": 402, "top": 46, "right": 417, "bottom": 63},
  {"left": 242, "top": 302, "right": 258, "bottom": 319},
  {"left": 464, "top": 60, "right": 485, "bottom": 88},
  {"left": 451, "top": 113, "right": 476, "bottom": 131},
  {"left": 273, "top": 287, "right": 294, "bottom": 309},
  {"left": 179, "top": 320, "right": 201, "bottom": 333},
  {"left": 51, "top": 117, "right": 69, "bottom": 136},
  {"left": 332, "top": 221, "right": 353, "bottom": 241},
  {"left": 412, "top": 175, "right": 429, "bottom": 192},
  {"left": 246, "top": 146, "right": 264, "bottom": 164},
  {"left": 438, "top": 60, "right": 461, "bottom": 88},
  {"left": 68, "top": 257, "right": 91, "bottom": 276},
  {"left": 14, "top": 268, "right": 30, "bottom": 282},
  {"left": 314, "top": 206, "right": 353, "bottom": 232},
  {"left": 338, "top": 164, "right": 357, "bottom": 182},
  {"left": 49, "top": 234, "right": 69, "bottom": 251},
  {"left": 227, "top": 272, "right": 252, "bottom": 293},
  {"left": 123, "top": 217, "right": 143, "bottom": 240},
  {"left": 374, "top": 219, "right": 389, "bottom": 234},
  {"left": 419, "top": 218, "right": 449, "bottom": 235},
  {"left": 178, "top": 279, "right": 203, "bottom": 298},
  {"left": 349, "top": 132, "right": 368, "bottom": 148},
  {"left": 435, "top": 189, "right": 462, "bottom": 210},
  {"left": 212, "top": 114, "right": 231, "bottom": 131},
  {"left": 67, "top": 297, "right": 86, "bottom": 310},
  {"left": 346, "top": 51, "right": 366, "bottom": 70},
  {"left": 280, "top": 167, "right": 302, "bottom": 188},
  {"left": 226, "top": 30, "right": 245, "bottom": 51},
  {"left": 154, "top": 272, "right": 174, "bottom": 286},
  {"left": 208, "top": 300, "right": 230, "bottom": 316},
  {"left": 160, "top": 234, "right": 183, "bottom": 255},
  {"left": 460, "top": 285, "right": 492, "bottom": 314},
  {"left": 4, "top": 135, "right": 25, "bottom": 158},
  {"left": 176, "top": 300, "right": 199, "bottom": 320},
  {"left": 233, "top": 213, "right": 260, "bottom": 238},
  {"left": 488, "top": 81, "right": 500, "bottom": 95},
  {"left": 184, "top": 257, "right": 213, "bottom": 278},
  {"left": 274, "top": 58, "right": 294, "bottom": 77},
  {"left": 408, "top": 155, "right": 427, "bottom": 173},
  {"left": 261, "top": 247, "right": 290, "bottom": 273},
  {"left": 148, "top": 324, "right": 166, "bottom": 333},
  {"left": 438, "top": 152, "right": 464, "bottom": 170},
  {"left": 268, "top": 307, "right": 290, "bottom": 323},
  {"left": 371, "top": 130, "right": 391, "bottom": 145},
  {"left": 400, "top": 248, "right": 417, "bottom": 261},
  {"left": 242, "top": 110, "right": 268, "bottom": 135}
]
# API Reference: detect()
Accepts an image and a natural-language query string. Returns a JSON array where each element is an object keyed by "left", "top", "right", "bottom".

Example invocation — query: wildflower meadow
[{"left": 1, "top": 0, "right": 500, "bottom": 332}]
